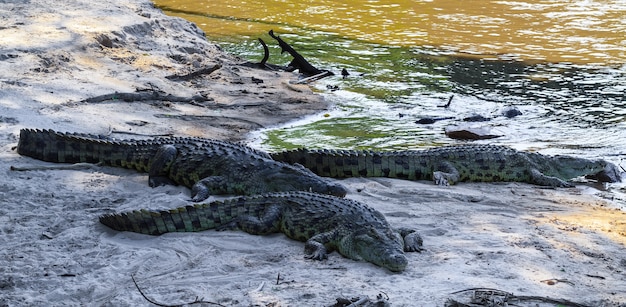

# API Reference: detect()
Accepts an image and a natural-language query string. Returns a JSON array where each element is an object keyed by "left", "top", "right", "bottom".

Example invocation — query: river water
[{"left": 153, "top": 1, "right": 626, "bottom": 170}]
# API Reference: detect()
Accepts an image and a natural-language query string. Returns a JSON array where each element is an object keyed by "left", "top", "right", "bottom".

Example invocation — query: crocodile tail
[
  {"left": 271, "top": 149, "right": 427, "bottom": 180},
  {"left": 100, "top": 203, "right": 225, "bottom": 235},
  {"left": 17, "top": 129, "right": 155, "bottom": 172}
]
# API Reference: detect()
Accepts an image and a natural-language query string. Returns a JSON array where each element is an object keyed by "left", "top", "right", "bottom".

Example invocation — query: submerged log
[{"left": 444, "top": 124, "right": 502, "bottom": 140}]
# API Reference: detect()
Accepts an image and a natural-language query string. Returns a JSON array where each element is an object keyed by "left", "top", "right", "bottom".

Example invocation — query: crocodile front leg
[
  {"left": 304, "top": 230, "right": 338, "bottom": 260},
  {"left": 432, "top": 161, "right": 460, "bottom": 185},
  {"left": 530, "top": 169, "right": 574, "bottom": 187}
]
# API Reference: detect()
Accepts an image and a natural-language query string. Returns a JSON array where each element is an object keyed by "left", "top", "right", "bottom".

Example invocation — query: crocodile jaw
[
  {"left": 340, "top": 228, "right": 408, "bottom": 272},
  {"left": 547, "top": 155, "right": 609, "bottom": 179}
]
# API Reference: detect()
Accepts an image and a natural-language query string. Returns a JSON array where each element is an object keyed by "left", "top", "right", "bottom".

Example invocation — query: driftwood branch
[
  {"left": 165, "top": 64, "right": 221, "bottom": 81},
  {"left": 240, "top": 38, "right": 283, "bottom": 70},
  {"left": 268, "top": 30, "right": 332, "bottom": 77},
  {"left": 240, "top": 30, "right": 334, "bottom": 82},
  {"left": 81, "top": 90, "right": 211, "bottom": 104}
]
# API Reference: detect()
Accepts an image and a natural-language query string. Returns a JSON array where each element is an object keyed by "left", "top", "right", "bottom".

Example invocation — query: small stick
[
  {"left": 254, "top": 281, "right": 265, "bottom": 292},
  {"left": 438, "top": 95, "right": 454, "bottom": 108},
  {"left": 131, "top": 274, "right": 226, "bottom": 307},
  {"left": 291, "top": 71, "right": 334, "bottom": 84},
  {"left": 346, "top": 297, "right": 369, "bottom": 307}
]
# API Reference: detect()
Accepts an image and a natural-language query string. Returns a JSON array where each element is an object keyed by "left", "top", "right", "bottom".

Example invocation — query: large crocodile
[
  {"left": 16, "top": 129, "right": 347, "bottom": 201},
  {"left": 99, "top": 191, "right": 423, "bottom": 272},
  {"left": 270, "top": 144, "right": 621, "bottom": 187}
]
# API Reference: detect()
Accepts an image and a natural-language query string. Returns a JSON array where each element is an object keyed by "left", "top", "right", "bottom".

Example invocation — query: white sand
[{"left": 1, "top": 0, "right": 625, "bottom": 306}]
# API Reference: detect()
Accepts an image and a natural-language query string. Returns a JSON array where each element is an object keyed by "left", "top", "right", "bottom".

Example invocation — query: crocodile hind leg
[
  {"left": 215, "top": 204, "right": 283, "bottom": 235},
  {"left": 149, "top": 145, "right": 178, "bottom": 187},
  {"left": 432, "top": 161, "right": 460, "bottom": 185},
  {"left": 529, "top": 169, "right": 574, "bottom": 187},
  {"left": 190, "top": 176, "right": 232, "bottom": 201}
]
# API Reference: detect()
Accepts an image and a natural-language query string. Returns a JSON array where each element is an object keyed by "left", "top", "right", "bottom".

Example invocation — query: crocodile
[
  {"left": 270, "top": 144, "right": 621, "bottom": 187},
  {"left": 16, "top": 129, "right": 347, "bottom": 201},
  {"left": 99, "top": 191, "right": 423, "bottom": 272}
]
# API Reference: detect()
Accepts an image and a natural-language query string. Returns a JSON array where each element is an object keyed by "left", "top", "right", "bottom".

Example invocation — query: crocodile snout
[
  {"left": 327, "top": 183, "right": 348, "bottom": 197},
  {"left": 383, "top": 253, "right": 408, "bottom": 272}
]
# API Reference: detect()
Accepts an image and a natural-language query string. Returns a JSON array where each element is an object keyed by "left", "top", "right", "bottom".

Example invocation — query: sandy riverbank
[{"left": 1, "top": 0, "right": 625, "bottom": 306}]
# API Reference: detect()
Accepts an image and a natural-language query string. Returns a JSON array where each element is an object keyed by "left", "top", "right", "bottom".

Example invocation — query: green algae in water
[{"left": 263, "top": 115, "right": 444, "bottom": 151}]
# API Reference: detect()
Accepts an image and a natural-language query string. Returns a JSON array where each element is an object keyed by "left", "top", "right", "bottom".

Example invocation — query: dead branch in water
[
  {"left": 268, "top": 30, "right": 331, "bottom": 77},
  {"left": 239, "top": 30, "right": 335, "bottom": 83}
]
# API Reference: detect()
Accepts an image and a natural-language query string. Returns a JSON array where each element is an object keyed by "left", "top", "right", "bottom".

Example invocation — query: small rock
[
  {"left": 502, "top": 106, "right": 522, "bottom": 118},
  {"left": 95, "top": 34, "right": 113, "bottom": 48}
]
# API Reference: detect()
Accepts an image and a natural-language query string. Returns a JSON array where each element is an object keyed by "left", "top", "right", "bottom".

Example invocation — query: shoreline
[
  {"left": 0, "top": 0, "right": 329, "bottom": 141},
  {"left": 1, "top": 1, "right": 625, "bottom": 306}
]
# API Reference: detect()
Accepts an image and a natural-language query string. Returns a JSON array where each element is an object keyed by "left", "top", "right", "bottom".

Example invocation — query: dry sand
[{"left": 1, "top": 0, "right": 625, "bottom": 306}]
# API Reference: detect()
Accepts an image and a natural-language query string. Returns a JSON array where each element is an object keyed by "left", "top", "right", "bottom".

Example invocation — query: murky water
[{"left": 153, "top": 0, "right": 626, "bottom": 167}]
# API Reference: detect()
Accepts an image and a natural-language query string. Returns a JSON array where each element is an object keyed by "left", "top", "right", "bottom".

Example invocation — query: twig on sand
[
  {"left": 254, "top": 281, "right": 265, "bottom": 292},
  {"left": 540, "top": 278, "right": 575, "bottom": 286},
  {"left": 446, "top": 287, "right": 590, "bottom": 307},
  {"left": 131, "top": 274, "right": 226, "bottom": 307}
]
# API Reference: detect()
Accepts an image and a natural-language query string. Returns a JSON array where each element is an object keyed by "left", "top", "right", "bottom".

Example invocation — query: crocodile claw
[
  {"left": 433, "top": 172, "right": 449, "bottom": 186},
  {"left": 304, "top": 241, "right": 328, "bottom": 260}
]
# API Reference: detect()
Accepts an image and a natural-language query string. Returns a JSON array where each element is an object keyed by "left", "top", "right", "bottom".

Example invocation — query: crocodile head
[
  {"left": 546, "top": 155, "right": 612, "bottom": 180},
  {"left": 585, "top": 162, "right": 623, "bottom": 183},
  {"left": 260, "top": 162, "right": 348, "bottom": 197},
  {"left": 339, "top": 227, "right": 408, "bottom": 272}
]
